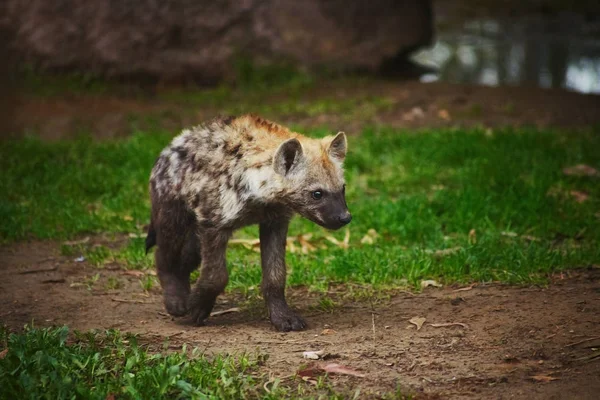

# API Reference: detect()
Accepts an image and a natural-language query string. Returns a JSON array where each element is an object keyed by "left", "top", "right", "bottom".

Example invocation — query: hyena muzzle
[{"left": 145, "top": 114, "right": 351, "bottom": 331}]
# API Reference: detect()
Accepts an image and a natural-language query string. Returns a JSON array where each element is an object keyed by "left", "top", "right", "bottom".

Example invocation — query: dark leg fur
[
  {"left": 188, "top": 229, "right": 232, "bottom": 325},
  {"left": 145, "top": 221, "right": 156, "bottom": 254},
  {"left": 260, "top": 219, "right": 306, "bottom": 332},
  {"left": 153, "top": 198, "right": 201, "bottom": 317}
]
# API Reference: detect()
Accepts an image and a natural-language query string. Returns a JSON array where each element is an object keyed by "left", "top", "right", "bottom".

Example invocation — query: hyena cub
[{"left": 146, "top": 114, "right": 351, "bottom": 331}]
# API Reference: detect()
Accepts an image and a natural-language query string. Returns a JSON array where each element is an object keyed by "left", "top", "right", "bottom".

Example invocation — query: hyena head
[{"left": 273, "top": 132, "right": 351, "bottom": 230}]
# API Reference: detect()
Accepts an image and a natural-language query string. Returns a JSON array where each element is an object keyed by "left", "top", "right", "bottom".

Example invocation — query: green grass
[
  {"left": 0, "top": 326, "right": 358, "bottom": 400},
  {"left": 159, "top": 84, "right": 394, "bottom": 122},
  {"left": 15, "top": 66, "right": 393, "bottom": 124},
  {"left": 1, "top": 127, "right": 599, "bottom": 289},
  {"left": 1, "top": 126, "right": 598, "bottom": 400},
  {"left": 15, "top": 59, "right": 319, "bottom": 99}
]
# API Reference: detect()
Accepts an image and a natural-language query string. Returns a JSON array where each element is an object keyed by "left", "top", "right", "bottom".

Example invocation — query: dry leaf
[
  {"left": 531, "top": 374, "right": 559, "bottom": 382},
  {"left": 123, "top": 215, "right": 134, "bottom": 221},
  {"left": 322, "top": 363, "right": 366, "bottom": 378},
  {"left": 563, "top": 164, "right": 599, "bottom": 177},
  {"left": 433, "top": 247, "right": 462, "bottom": 258},
  {"left": 128, "top": 233, "right": 146, "bottom": 238},
  {"left": 409, "top": 316, "right": 426, "bottom": 331},
  {"left": 321, "top": 328, "right": 337, "bottom": 335},
  {"left": 438, "top": 109, "right": 451, "bottom": 121},
  {"left": 287, "top": 240, "right": 297, "bottom": 253},
  {"left": 430, "top": 322, "right": 469, "bottom": 329},
  {"left": 105, "top": 394, "right": 116, "bottom": 400},
  {"left": 453, "top": 285, "right": 474, "bottom": 292},
  {"left": 421, "top": 280, "right": 442, "bottom": 289},
  {"left": 360, "top": 235, "right": 374, "bottom": 245},
  {"left": 210, "top": 307, "right": 240, "bottom": 317},
  {"left": 522, "top": 235, "right": 541, "bottom": 242},
  {"left": 303, "top": 350, "right": 325, "bottom": 360},
  {"left": 468, "top": 229, "right": 477, "bottom": 244},
  {"left": 122, "top": 270, "right": 146, "bottom": 277},
  {"left": 501, "top": 231, "right": 518, "bottom": 237},
  {"left": 403, "top": 107, "right": 425, "bottom": 121},
  {"left": 360, "top": 229, "right": 379, "bottom": 245},
  {"left": 301, "top": 376, "right": 319, "bottom": 386},
  {"left": 298, "top": 233, "right": 316, "bottom": 254},
  {"left": 0, "top": 349, "right": 7, "bottom": 359},
  {"left": 297, "top": 364, "right": 323, "bottom": 378},
  {"left": 229, "top": 238, "right": 261, "bottom": 250},
  {"left": 63, "top": 237, "right": 90, "bottom": 246},
  {"left": 569, "top": 190, "right": 589, "bottom": 203},
  {"left": 325, "top": 229, "right": 350, "bottom": 250}
]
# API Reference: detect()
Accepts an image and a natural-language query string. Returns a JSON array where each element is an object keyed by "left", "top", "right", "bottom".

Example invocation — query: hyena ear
[
  {"left": 327, "top": 131, "right": 347, "bottom": 161},
  {"left": 273, "top": 138, "right": 304, "bottom": 176}
]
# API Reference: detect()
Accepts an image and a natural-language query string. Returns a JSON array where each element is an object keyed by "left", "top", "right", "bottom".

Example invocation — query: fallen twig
[
  {"left": 372, "top": 312, "right": 376, "bottom": 341},
  {"left": 430, "top": 322, "right": 469, "bottom": 329},
  {"left": 111, "top": 298, "right": 150, "bottom": 304},
  {"left": 453, "top": 285, "right": 474, "bottom": 292},
  {"left": 210, "top": 307, "right": 241, "bottom": 317},
  {"left": 263, "top": 378, "right": 275, "bottom": 394},
  {"left": 41, "top": 278, "right": 66, "bottom": 284},
  {"left": 565, "top": 336, "right": 600, "bottom": 347},
  {"left": 18, "top": 265, "right": 58, "bottom": 274},
  {"left": 63, "top": 237, "right": 90, "bottom": 246},
  {"left": 578, "top": 352, "right": 600, "bottom": 362}
]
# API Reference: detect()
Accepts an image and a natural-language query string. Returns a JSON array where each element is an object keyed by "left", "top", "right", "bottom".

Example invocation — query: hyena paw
[
  {"left": 159, "top": 273, "right": 190, "bottom": 317},
  {"left": 270, "top": 309, "right": 307, "bottom": 332},
  {"left": 189, "top": 306, "right": 212, "bottom": 326},
  {"left": 164, "top": 294, "right": 188, "bottom": 317},
  {"left": 188, "top": 294, "right": 217, "bottom": 326}
]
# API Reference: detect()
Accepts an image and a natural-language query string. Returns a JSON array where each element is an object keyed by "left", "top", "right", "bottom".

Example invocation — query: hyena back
[{"left": 146, "top": 114, "right": 351, "bottom": 331}]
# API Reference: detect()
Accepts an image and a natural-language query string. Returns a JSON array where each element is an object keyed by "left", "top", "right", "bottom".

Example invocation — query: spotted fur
[{"left": 147, "top": 114, "right": 351, "bottom": 331}]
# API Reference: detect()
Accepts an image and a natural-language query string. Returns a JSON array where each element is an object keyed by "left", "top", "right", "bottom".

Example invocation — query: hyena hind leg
[
  {"left": 153, "top": 202, "right": 201, "bottom": 317},
  {"left": 188, "top": 230, "right": 231, "bottom": 325}
]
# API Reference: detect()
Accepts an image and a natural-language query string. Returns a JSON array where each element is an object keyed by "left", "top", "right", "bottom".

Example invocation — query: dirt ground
[
  {"left": 1, "top": 239, "right": 598, "bottom": 399},
  {"left": 3, "top": 80, "right": 600, "bottom": 141}
]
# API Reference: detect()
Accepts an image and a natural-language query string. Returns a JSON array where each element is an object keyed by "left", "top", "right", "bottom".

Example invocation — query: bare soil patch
[
  {"left": 4, "top": 81, "right": 600, "bottom": 141},
  {"left": 1, "top": 239, "right": 598, "bottom": 399}
]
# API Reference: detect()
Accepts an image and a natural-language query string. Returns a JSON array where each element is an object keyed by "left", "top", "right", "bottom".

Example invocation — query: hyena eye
[{"left": 311, "top": 190, "right": 323, "bottom": 200}]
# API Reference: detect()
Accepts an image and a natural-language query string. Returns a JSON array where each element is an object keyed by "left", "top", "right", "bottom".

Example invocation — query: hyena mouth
[{"left": 312, "top": 213, "right": 352, "bottom": 231}]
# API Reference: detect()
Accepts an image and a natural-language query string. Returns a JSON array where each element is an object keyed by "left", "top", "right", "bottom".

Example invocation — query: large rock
[{"left": 1, "top": 0, "right": 433, "bottom": 82}]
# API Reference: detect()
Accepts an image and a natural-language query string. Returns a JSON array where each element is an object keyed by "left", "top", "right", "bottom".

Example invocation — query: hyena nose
[{"left": 338, "top": 213, "right": 352, "bottom": 225}]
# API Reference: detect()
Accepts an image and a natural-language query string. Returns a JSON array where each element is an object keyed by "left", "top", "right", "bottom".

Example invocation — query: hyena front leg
[
  {"left": 260, "top": 219, "right": 307, "bottom": 332},
  {"left": 188, "top": 229, "right": 231, "bottom": 325}
]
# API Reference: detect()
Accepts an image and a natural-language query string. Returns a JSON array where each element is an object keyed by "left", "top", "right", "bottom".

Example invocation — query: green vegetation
[
  {"left": 16, "top": 59, "right": 319, "bottom": 98},
  {"left": 0, "top": 326, "right": 357, "bottom": 399},
  {"left": 1, "top": 127, "right": 598, "bottom": 290}
]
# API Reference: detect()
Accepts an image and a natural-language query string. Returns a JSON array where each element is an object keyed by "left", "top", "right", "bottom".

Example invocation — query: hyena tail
[{"left": 145, "top": 220, "right": 157, "bottom": 254}]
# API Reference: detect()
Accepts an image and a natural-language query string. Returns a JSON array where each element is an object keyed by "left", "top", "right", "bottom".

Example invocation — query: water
[{"left": 411, "top": 14, "right": 600, "bottom": 94}]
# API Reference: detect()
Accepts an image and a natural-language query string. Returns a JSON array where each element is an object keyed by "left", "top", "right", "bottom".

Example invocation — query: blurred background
[{"left": 1, "top": 0, "right": 599, "bottom": 138}]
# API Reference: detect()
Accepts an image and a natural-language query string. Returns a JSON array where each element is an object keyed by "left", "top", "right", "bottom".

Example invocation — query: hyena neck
[{"left": 240, "top": 166, "right": 283, "bottom": 202}]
